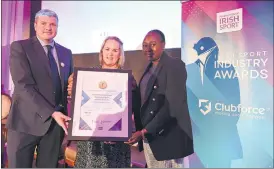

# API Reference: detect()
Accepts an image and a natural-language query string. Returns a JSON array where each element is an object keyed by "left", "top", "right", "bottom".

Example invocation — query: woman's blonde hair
[{"left": 99, "top": 36, "right": 125, "bottom": 68}]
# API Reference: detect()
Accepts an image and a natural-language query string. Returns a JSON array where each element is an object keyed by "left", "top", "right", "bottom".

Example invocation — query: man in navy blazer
[
  {"left": 127, "top": 30, "right": 194, "bottom": 168},
  {"left": 7, "top": 9, "right": 73, "bottom": 167}
]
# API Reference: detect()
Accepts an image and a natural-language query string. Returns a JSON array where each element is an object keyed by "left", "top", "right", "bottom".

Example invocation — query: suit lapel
[
  {"left": 139, "top": 53, "right": 168, "bottom": 107},
  {"left": 142, "top": 61, "right": 163, "bottom": 106},
  {"left": 31, "top": 37, "right": 52, "bottom": 79},
  {"left": 55, "top": 43, "right": 65, "bottom": 91},
  {"left": 138, "top": 62, "right": 152, "bottom": 86}
]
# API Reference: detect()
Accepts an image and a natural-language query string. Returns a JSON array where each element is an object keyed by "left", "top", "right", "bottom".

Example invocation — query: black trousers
[{"left": 7, "top": 121, "right": 64, "bottom": 168}]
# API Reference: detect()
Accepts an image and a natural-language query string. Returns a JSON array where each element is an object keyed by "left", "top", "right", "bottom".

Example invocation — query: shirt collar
[{"left": 36, "top": 36, "right": 55, "bottom": 48}]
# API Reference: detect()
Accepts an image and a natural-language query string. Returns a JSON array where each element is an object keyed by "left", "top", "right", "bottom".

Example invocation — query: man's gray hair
[{"left": 35, "top": 9, "right": 59, "bottom": 23}]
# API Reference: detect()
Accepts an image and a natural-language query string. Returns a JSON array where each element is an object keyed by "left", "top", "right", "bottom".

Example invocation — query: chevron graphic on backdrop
[
  {"left": 113, "top": 92, "right": 122, "bottom": 107},
  {"left": 109, "top": 118, "right": 122, "bottom": 131},
  {"left": 81, "top": 91, "right": 90, "bottom": 106},
  {"left": 79, "top": 117, "right": 92, "bottom": 130}
]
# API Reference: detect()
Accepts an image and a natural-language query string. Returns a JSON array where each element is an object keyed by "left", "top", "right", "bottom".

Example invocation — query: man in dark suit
[
  {"left": 7, "top": 9, "right": 73, "bottom": 168},
  {"left": 127, "top": 30, "right": 193, "bottom": 168}
]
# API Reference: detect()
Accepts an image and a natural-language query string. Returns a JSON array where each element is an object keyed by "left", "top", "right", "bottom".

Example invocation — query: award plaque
[{"left": 67, "top": 67, "right": 132, "bottom": 141}]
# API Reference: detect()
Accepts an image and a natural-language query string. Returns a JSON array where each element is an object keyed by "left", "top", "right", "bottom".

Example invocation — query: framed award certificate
[{"left": 67, "top": 67, "right": 132, "bottom": 141}]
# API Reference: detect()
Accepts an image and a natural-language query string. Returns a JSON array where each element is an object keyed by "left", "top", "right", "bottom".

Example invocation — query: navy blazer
[{"left": 134, "top": 52, "right": 194, "bottom": 161}]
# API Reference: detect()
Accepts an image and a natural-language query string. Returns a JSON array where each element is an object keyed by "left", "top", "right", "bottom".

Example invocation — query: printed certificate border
[{"left": 67, "top": 67, "right": 132, "bottom": 141}]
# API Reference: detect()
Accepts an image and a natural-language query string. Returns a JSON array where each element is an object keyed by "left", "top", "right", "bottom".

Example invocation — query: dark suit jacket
[
  {"left": 134, "top": 52, "right": 194, "bottom": 161},
  {"left": 7, "top": 36, "right": 73, "bottom": 136}
]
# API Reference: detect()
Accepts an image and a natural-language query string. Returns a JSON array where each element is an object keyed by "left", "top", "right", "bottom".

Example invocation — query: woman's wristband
[{"left": 141, "top": 129, "right": 147, "bottom": 139}]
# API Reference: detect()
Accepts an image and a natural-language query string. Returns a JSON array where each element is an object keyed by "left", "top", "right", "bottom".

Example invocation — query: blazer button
[
  {"left": 152, "top": 98, "right": 155, "bottom": 101},
  {"left": 154, "top": 86, "right": 157, "bottom": 89},
  {"left": 150, "top": 111, "right": 154, "bottom": 114},
  {"left": 159, "top": 129, "right": 164, "bottom": 134}
]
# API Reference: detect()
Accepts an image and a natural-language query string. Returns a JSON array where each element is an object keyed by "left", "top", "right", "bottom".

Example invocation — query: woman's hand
[
  {"left": 125, "top": 130, "right": 143, "bottom": 145},
  {"left": 67, "top": 73, "right": 74, "bottom": 96}
]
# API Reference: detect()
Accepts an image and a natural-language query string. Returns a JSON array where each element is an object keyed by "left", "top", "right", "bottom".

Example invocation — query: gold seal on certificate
[
  {"left": 98, "top": 81, "right": 107, "bottom": 89},
  {"left": 67, "top": 68, "right": 132, "bottom": 141}
]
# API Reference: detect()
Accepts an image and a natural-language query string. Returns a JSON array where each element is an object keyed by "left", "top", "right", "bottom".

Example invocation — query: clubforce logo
[
  {"left": 198, "top": 99, "right": 269, "bottom": 120},
  {"left": 199, "top": 99, "right": 211, "bottom": 115},
  {"left": 217, "top": 8, "right": 243, "bottom": 33}
]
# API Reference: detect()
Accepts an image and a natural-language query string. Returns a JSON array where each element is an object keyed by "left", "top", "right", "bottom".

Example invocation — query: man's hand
[
  {"left": 52, "top": 111, "right": 71, "bottom": 135},
  {"left": 125, "top": 130, "right": 143, "bottom": 145},
  {"left": 67, "top": 73, "right": 74, "bottom": 96}
]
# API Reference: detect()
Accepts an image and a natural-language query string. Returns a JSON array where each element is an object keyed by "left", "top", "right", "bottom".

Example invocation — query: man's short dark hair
[{"left": 148, "top": 29, "right": 166, "bottom": 43}]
